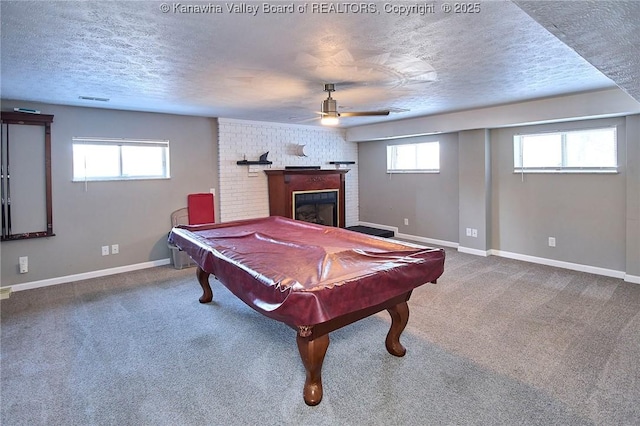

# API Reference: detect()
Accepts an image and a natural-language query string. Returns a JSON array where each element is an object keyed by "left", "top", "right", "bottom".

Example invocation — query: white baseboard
[
  {"left": 458, "top": 246, "right": 491, "bottom": 257},
  {"left": 356, "top": 221, "right": 637, "bottom": 283},
  {"left": 2, "top": 258, "right": 171, "bottom": 293},
  {"left": 625, "top": 274, "right": 640, "bottom": 284},
  {"left": 357, "top": 221, "right": 458, "bottom": 249},
  {"left": 489, "top": 249, "right": 626, "bottom": 280},
  {"left": 396, "top": 233, "right": 458, "bottom": 249}
]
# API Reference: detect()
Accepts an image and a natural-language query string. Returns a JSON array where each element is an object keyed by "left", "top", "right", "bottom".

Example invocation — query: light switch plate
[{"left": 19, "top": 256, "right": 28, "bottom": 274}]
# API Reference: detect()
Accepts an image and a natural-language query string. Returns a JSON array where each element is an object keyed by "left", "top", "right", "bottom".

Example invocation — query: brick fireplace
[{"left": 265, "top": 169, "right": 348, "bottom": 227}]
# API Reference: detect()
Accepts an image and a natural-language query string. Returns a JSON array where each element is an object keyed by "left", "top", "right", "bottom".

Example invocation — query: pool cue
[
  {"left": 5, "top": 124, "right": 11, "bottom": 236},
  {"left": 1, "top": 123, "right": 5, "bottom": 238},
  {"left": 1, "top": 164, "right": 4, "bottom": 238}
]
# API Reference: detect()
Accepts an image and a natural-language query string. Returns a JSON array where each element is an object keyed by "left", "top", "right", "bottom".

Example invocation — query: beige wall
[
  {"left": 3, "top": 97, "right": 638, "bottom": 288},
  {"left": 358, "top": 133, "right": 459, "bottom": 243},
  {"left": 490, "top": 117, "right": 627, "bottom": 271},
  {"left": 1, "top": 101, "right": 218, "bottom": 286},
  {"left": 357, "top": 113, "right": 638, "bottom": 279},
  {"left": 625, "top": 115, "right": 640, "bottom": 277}
]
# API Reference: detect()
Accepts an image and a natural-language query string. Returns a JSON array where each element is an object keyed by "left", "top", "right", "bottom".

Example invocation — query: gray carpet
[{"left": 2, "top": 248, "right": 639, "bottom": 425}]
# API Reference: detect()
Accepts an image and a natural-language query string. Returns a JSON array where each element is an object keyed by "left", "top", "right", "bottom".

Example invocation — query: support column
[
  {"left": 626, "top": 115, "right": 640, "bottom": 283},
  {"left": 458, "top": 129, "right": 491, "bottom": 256}
]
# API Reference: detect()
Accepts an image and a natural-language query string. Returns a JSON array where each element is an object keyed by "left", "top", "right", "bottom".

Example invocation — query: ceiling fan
[{"left": 319, "top": 83, "right": 390, "bottom": 126}]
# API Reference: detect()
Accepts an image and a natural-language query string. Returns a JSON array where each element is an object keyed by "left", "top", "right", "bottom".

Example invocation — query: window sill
[
  {"left": 387, "top": 170, "right": 440, "bottom": 174},
  {"left": 72, "top": 176, "right": 171, "bottom": 182},
  {"left": 513, "top": 169, "right": 618, "bottom": 174}
]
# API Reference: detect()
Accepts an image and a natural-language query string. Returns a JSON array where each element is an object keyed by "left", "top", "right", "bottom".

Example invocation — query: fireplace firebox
[
  {"left": 293, "top": 189, "right": 338, "bottom": 226},
  {"left": 265, "top": 169, "right": 348, "bottom": 227}
]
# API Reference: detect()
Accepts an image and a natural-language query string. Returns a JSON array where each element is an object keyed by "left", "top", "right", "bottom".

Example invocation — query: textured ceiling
[
  {"left": 0, "top": 1, "right": 636, "bottom": 127},
  {"left": 515, "top": 0, "right": 640, "bottom": 103}
]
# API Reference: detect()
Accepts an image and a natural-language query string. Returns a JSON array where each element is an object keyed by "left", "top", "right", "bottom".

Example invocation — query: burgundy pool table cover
[{"left": 168, "top": 216, "right": 445, "bottom": 327}]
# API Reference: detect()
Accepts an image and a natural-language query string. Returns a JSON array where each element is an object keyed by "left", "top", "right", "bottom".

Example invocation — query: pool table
[{"left": 168, "top": 216, "right": 445, "bottom": 405}]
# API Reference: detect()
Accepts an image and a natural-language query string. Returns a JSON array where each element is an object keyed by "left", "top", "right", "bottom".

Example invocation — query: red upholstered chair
[
  {"left": 169, "top": 193, "right": 214, "bottom": 269},
  {"left": 187, "top": 193, "right": 215, "bottom": 225}
]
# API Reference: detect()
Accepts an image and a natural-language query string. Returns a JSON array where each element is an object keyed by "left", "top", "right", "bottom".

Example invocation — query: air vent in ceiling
[{"left": 78, "top": 96, "right": 110, "bottom": 102}]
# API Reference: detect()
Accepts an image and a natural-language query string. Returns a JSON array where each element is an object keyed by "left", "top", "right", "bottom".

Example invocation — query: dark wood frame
[
  {"left": 0, "top": 111, "right": 55, "bottom": 241},
  {"left": 265, "top": 169, "right": 348, "bottom": 228}
]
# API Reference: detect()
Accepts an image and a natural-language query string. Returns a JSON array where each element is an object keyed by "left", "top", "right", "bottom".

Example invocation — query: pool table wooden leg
[
  {"left": 296, "top": 333, "right": 330, "bottom": 406},
  {"left": 196, "top": 266, "right": 213, "bottom": 303},
  {"left": 385, "top": 301, "right": 409, "bottom": 357}
]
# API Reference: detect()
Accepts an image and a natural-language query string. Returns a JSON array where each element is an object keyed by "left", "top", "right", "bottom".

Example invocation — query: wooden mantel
[{"left": 265, "top": 169, "right": 348, "bottom": 227}]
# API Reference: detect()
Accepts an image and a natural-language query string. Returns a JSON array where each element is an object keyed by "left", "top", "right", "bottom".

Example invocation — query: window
[
  {"left": 72, "top": 137, "right": 170, "bottom": 181},
  {"left": 514, "top": 127, "right": 617, "bottom": 173},
  {"left": 387, "top": 141, "right": 440, "bottom": 173}
]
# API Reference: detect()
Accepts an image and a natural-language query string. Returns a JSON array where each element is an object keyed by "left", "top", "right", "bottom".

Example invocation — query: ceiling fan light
[
  {"left": 321, "top": 115, "right": 340, "bottom": 126},
  {"left": 321, "top": 95, "right": 339, "bottom": 125}
]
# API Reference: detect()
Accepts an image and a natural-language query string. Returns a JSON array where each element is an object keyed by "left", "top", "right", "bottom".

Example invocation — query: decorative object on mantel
[
  {"left": 236, "top": 151, "right": 272, "bottom": 166},
  {"left": 293, "top": 144, "right": 307, "bottom": 157}
]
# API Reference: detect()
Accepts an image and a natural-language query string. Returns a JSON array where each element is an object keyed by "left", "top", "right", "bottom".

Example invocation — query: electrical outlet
[
  {"left": 548, "top": 237, "right": 556, "bottom": 247},
  {"left": 19, "top": 256, "right": 28, "bottom": 274},
  {"left": 466, "top": 228, "right": 472, "bottom": 237},
  {"left": 472, "top": 229, "right": 478, "bottom": 238},
  {"left": 101, "top": 246, "right": 110, "bottom": 256},
  {"left": 404, "top": 218, "right": 409, "bottom": 226},
  {"left": 111, "top": 244, "right": 119, "bottom": 254}
]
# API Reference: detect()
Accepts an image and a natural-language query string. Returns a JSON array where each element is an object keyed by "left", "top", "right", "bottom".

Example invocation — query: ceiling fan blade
[
  {"left": 317, "top": 83, "right": 394, "bottom": 122},
  {"left": 339, "top": 111, "right": 390, "bottom": 117},
  {"left": 289, "top": 113, "right": 322, "bottom": 123},
  {"left": 296, "top": 117, "right": 321, "bottom": 123}
]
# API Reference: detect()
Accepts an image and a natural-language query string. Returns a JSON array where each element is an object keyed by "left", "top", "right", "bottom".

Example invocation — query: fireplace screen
[{"left": 292, "top": 190, "right": 339, "bottom": 227}]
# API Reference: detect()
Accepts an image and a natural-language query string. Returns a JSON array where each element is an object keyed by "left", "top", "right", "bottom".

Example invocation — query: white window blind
[
  {"left": 73, "top": 137, "right": 170, "bottom": 181},
  {"left": 387, "top": 141, "right": 440, "bottom": 173},
  {"left": 514, "top": 127, "right": 617, "bottom": 173}
]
